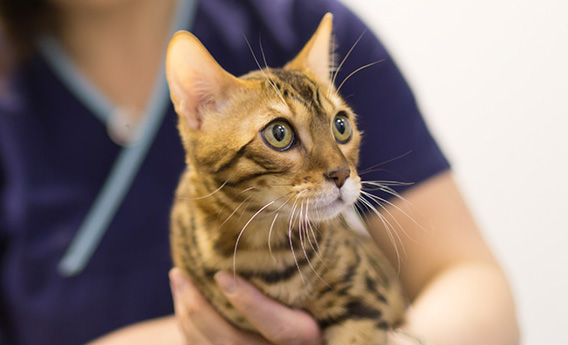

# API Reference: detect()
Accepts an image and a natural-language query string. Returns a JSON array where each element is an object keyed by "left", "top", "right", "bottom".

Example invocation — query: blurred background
[{"left": 341, "top": 1, "right": 568, "bottom": 344}]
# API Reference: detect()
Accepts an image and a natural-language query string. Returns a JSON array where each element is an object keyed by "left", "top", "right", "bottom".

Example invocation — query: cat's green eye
[
  {"left": 262, "top": 121, "right": 295, "bottom": 151},
  {"left": 332, "top": 113, "right": 352, "bottom": 144}
]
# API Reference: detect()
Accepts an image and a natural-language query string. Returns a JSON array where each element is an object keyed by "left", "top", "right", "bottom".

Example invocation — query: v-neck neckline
[{"left": 37, "top": 0, "right": 199, "bottom": 277}]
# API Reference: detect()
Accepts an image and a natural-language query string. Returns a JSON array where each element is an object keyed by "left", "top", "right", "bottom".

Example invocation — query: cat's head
[{"left": 166, "top": 14, "right": 362, "bottom": 222}]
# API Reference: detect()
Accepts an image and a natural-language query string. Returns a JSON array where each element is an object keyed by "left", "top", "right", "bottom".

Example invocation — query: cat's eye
[
  {"left": 262, "top": 120, "right": 295, "bottom": 151},
  {"left": 332, "top": 113, "right": 352, "bottom": 144}
]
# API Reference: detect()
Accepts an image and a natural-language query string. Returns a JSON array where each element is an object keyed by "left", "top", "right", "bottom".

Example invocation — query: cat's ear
[
  {"left": 166, "top": 31, "right": 241, "bottom": 131},
  {"left": 286, "top": 13, "right": 334, "bottom": 85}
]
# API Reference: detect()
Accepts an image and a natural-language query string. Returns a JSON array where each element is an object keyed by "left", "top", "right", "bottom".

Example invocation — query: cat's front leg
[{"left": 322, "top": 319, "right": 389, "bottom": 345}]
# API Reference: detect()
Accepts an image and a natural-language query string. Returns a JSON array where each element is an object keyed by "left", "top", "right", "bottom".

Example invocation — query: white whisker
[
  {"left": 270, "top": 192, "right": 296, "bottom": 215},
  {"left": 357, "top": 195, "right": 402, "bottom": 274},
  {"left": 218, "top": 194, "right": 254, "bottom": 230},
  {"left": 361, "top": 194, "right": 405, "bottom": 257},
  {"left": 305, "top": 201, "right": 321, "bottom": 254},
  {"left": 233, "top": 200, "right": 276, "bottom": 278},
  {"left": 288, "top": 191, "right": 307, "bottom": 285},
  {"left": 360, "top": 190, "right": 418, "bottom": 243},
  {"left": 242, "top": 34, "right": 287, "bottom": 106},
  {"left": 268, "top": 213, "right": 279, "bottom": 263},
  {"left": 336, "top": 60, "right": 384, "bottom": 95},
  {"left": 358, "top": 151, "right": 414, "bottom": 176},
  {"left": 362, "top": 195, "right": 406, "bottom": 256},
  {"left": 329, "top": 29, "right": 367, "bottom": 98},
  {"left": 361, "top": 181, "right": 427, "bottom": 234},
  {"left": 187, "top": 180, "right": 228, "bottom": 200},
  {"left": 301, "top": 199, "right": 330, "bottom": 287},
  {"left": 305, "top": 202, "right": 328, "bottom": 272},
  {"left": 236, "top": 185, "right": 258, "bottom": 195}
]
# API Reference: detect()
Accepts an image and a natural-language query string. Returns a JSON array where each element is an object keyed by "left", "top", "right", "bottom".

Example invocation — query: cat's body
[
  {"left": 171, "top": 167, "right": 406, "bottom": 343},
  {"left": 167, "top": 14, "right": 407, "bottom": 345}
]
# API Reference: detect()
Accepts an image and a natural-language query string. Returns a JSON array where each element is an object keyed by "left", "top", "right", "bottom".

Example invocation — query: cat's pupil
[
  {"left": 273, "top": 125, "right": 286, "bottom": 142},
  {"left": 335, "top": 118, "right": 346, "bottom": 134}
]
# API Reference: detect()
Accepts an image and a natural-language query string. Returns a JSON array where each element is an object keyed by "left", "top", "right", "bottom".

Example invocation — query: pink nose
[{"left": 325, "top": 168, "right": 350, "bottom": 189}]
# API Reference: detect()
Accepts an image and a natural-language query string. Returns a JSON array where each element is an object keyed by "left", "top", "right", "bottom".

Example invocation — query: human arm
[
  {"left": 89, "top": 171, "right": 519, "bottom": 345},
  {"left": 180, "top": 170, "right": 520, "bottom": 345},
  {"left": 88, "top": 270, "right": 322, "bottom": 345},
  {"left": 368, "top": 171, "right": 520, "bottom": 344}
]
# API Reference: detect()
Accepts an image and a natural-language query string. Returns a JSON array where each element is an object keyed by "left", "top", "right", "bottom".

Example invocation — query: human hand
[{"left": 169, "top": 268, "right": 323, "bottom": 345}]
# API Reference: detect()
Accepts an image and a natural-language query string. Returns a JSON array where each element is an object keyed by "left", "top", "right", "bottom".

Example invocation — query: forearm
[
  {"left": 88, "top": 316, "right": 184, "bottom": 345},
  {"left": 401, "top": 262, "right": 520, "bottom": 345}
]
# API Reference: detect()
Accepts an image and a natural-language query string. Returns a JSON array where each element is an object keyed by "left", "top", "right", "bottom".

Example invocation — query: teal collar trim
[
  {"left": 39, "top": 0, "right": 198, "bottom": 277},
  {"left": 38, "top": 37, "right": 115, "bottom": 125}
]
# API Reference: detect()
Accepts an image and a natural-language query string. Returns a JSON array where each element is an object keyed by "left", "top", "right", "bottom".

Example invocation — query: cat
[{"left": 166, "top": 13, "right": 407, "bottom": 345}]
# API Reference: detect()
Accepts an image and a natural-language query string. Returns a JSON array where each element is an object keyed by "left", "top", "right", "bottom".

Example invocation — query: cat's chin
[
  {"left": 308, "top": 179, "right": 360, "bottom": 222},
  {"left": 309, "top": 198, "right": 350, "bottom": 222}
]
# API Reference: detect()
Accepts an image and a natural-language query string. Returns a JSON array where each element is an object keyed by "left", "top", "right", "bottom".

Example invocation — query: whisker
[
  {"left": 288, "top": 191, "right": 307, "bottom": 286},
  {"left": 336, "top": 59, "right": 384, "bottom": 95},
  {"left": 362, "top": 181, "right": 409, "bottom": 198},
  {"left": 218, "top": 194, "right": 254, "bottom": 230},
  {"left": 236, "top": 197, "right": 254, "bottom": 222},
  {"left": 361, "top": 181, "right": 413, "bottom": 188},
  {"left": 361, "top": 190, "right": 415, "bottom": 246},
  {"left": 176, "top": 180, "right": 228, "bottom": 200},
  {"left": 358, "top": 151, "right": 414, "bottom": 176},
  {"left": 327, "top": 32, "right": 338, "bottom": 91},
  {"left": 361, "top": 194, "right": 406, "bottom": 257},
  {"left": 209, "top": 185, "right": 258, "bottom": 221},
  {"left": 259, "top": 32, "right": 269, "bottom": 70},
  {"left": 329, "top": 29, "right": 367, "bottom": 98},
  {"left": 352, "top": 204, "right": 366, "bottom": 227},
  {"left": 233, "top": 200, "right": 276, "bottom": 278},
  {"left": 305, "top": 202, "right": 329, "bottom": 272},
  {"left": 242, "top": 34, "right": 287, "bottom": 106},
  {"left": 301, "top": 200, "right": 330, "bottom": 287},
  {"left": 267, "top": 213, "right": 279, "bottom": 263},
  {"left": 361, "top": 182, "right": 427, "bottom": 234},
  {"left": 236, "top": 185, "right": 258, "bottom": 195},
  {"left": 269, "top": 192, "right": 296, "bottom": 215},
  {"left": 365, "top": 194, "right": 406, "bottom": 248},
  {"left": 357, "top": 195, "right": 402, "bottom": 274},
  {"left": 305, "top": 201, "right": 321, "bottom": 254}
]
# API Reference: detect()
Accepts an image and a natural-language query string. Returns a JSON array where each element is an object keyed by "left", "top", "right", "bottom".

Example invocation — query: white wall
[{"left": 340, "top": 1, "right": 568, "bottom": 344}]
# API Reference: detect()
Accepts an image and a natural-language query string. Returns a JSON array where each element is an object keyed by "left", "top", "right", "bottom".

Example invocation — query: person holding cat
[{"left": 0, "top": 0, "right": 519, "bottom": 344}]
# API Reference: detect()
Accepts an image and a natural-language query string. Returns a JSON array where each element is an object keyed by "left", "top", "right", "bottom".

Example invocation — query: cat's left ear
[
  {"left": 286, "top": 13, "right": 334, "bottom": 85},
  {"left": 166, "top": 31, "right": 242, "bottom": 131}
]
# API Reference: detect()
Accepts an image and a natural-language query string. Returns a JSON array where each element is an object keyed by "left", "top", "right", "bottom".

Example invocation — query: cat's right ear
[
  {"left": 285, "top": 13, "right": 334, "bottom": 86},
  {"left": 166, "top": 31, "right": 241, "bottom": 131}
]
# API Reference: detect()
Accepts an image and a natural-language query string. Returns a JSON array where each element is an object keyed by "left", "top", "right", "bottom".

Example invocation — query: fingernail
[
  {"left": 214, "top": 271, "right": 237, "bottom": 294},
  {"left": 169, "top": 268, "right": 188, "bottom": 297}
]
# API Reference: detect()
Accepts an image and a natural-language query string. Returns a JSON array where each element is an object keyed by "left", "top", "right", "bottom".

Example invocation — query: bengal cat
[{"left": 166, "top": 13, "right": 407, "bottom": 345}]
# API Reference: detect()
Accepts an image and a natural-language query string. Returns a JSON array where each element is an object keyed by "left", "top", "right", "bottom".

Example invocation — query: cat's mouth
[{"left": 307, "top": 180, "right": 360, "bottom": 221}]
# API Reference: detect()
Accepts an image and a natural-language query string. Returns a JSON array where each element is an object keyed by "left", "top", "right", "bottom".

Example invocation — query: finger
[
  {"left": 215, "top": 271, "right": 323, "bottom": 345},
  {"left": 170, "top": 268, "right": 268, "bottom": 345},
  {"left": 170, "top": 268, "right": 211, "bottom": 344},
  {"left": 172, "top": 301, "right": 211, "bottom": 345}
]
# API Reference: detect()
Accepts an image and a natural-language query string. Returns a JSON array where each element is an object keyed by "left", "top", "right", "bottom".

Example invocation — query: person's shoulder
[
  {"left": 0, "top": 62, "right": 33, "bottom": 117},
  {"left": 0, "top": 75, "right": 24, "bottom": 117},
  {"left": 0, "top": 54, "right": 58, "bottom": 122},
  {"left": 243, "top": 0, "right": 364, "bottom": 37},
  {"left": 201, "top": 0, "right": 365, "bottom": 50}
]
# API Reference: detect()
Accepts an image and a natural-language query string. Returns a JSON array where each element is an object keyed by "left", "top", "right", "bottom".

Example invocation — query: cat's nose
[{"left": 324, "top": 168, "right": 350, "bottom": 189}]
